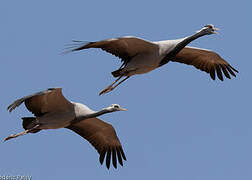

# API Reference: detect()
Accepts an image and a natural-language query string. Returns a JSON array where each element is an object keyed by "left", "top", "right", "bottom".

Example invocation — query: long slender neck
[
  {"left": 71, "top": 109, "right": 111, "bottom": 124},
  {"left": 159, "top": 31, "right": 206, "bottom": 66}
]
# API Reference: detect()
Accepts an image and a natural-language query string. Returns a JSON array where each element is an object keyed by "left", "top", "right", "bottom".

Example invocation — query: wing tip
[
  {"left": 106, "top": 149, "right": 111, "bottom": 169},
  {"left": 210, "top": 64, "right": 239, "bottom": 81},
  {"left": 7, "top": 101, "right": 19, "bottom": 113},
  {"left": 7, "top": 104, "right": 13, "bottom": 112},
  {"left": 99, "top": 146, "right": 126, "bottom": 170},
  {"left": 229, "top": 65, "right": 239, "bottom": 73}
]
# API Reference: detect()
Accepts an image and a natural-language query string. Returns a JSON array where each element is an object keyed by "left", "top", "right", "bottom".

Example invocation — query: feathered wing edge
[
  {"left": 170, "top": 46, "right": 238, "bottom": 81},
  {"left": 66, "top": 117, "right": 126, "bottom": 169}
]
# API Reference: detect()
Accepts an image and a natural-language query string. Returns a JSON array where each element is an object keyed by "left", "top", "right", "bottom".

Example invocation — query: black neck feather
[
  {"left": 71, "top": 109, "right": 111, "bottom": 124},
  {"left": 159, "top": 31, "right": 206, "bottom": 66}
]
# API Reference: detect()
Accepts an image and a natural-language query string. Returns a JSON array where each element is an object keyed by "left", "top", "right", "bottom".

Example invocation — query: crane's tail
[
  {"left": 22, "top": 117, "right": 41, "bottom": 133},
  {"left": 111, "top": 69, "right": 123, "bottom": 77}
]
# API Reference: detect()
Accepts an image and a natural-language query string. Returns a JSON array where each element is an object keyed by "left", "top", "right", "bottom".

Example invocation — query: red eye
[{"left": 208, "top": 25, "right": 212, "bottom": 28}]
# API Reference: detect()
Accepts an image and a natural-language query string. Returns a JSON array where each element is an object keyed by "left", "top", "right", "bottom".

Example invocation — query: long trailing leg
[
  {"left": 110, "top": 76, "right": 130, "bottom": 91},
  {"left": 3, "top": 124, "right": 40, "bottom": 142},
  {"left": 99, "top": 76, "right": 130, "bottom": 96},
  {"left": 99, "top": 75, "right": 123, "bottom": 96}
]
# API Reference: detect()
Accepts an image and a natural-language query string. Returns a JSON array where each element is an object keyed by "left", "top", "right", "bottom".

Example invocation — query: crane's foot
[
  {"left": 3, "top": 124, "right": 40, "bottom": 142},
  {"left": 99, "top": 85, "right": 115, "bottom": 96},
  {"left": 3, "top": 134, "right": 16, "bottom": 141},
  {"left": 3, "top": 131, "right": 28, "bottom": 142}
]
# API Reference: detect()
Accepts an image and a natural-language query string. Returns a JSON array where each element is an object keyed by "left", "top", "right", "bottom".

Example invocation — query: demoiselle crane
[
  {"left": 66, "top": 24, "right": 238, "bottom": 95},
  {"left": 4, "top": 88, "right": 127, "bottom": 169}
]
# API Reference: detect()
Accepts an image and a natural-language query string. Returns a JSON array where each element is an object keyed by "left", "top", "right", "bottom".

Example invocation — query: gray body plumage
[
  {"left": 123, "top": 38, "right": 186, "bottom": 75},
  {"left": 35, "top": 102, "right": 93, "bottom": 129}
]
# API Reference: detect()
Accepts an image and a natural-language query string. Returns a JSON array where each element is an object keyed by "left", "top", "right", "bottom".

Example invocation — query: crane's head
[
  {"left": 106, "top": 104, "right": 127, "bottom": 112},
  {"left": 197, "top": 24, "right": 219, "bottom": 35}
]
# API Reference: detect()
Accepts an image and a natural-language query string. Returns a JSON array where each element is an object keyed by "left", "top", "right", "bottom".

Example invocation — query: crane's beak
[
  {"left": 212, "top": 27, "right": 220, "bottom": 34},
  {"left": 119, "top": 107, "right": 127, "bottom": 111}
]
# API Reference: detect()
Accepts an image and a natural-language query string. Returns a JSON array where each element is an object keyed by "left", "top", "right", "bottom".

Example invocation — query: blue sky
[{"left": 1, "top": 0, "right": 251, "bottom": 179}]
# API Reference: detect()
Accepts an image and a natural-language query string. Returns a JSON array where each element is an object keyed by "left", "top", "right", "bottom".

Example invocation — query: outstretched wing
[
  {"left": 7, "top": 88, "right": 73, "bottom": 116},
  {"left": 170, "top": 46, "right": 238, "bottom": 81},
  {"left": 66, "top": 36, "right": 158, "bottom": 64},
  {"left": 66, "top": 118, "right": 126, "bottom": 169}
]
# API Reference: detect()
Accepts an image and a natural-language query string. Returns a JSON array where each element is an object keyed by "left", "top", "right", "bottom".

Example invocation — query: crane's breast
[{"left": 73, "top": 103, "right": 95, "bottom": 118}]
